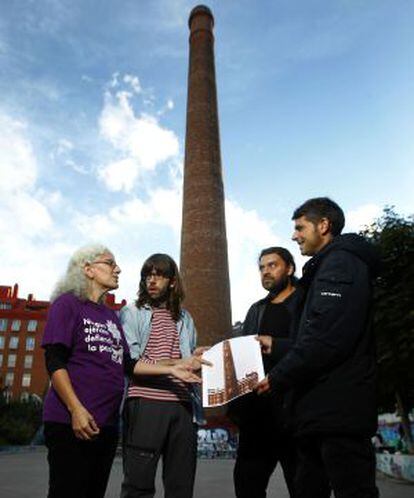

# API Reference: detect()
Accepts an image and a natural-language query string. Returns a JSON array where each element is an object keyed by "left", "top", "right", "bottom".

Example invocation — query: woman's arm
[
  {"left": 44, "top": 343, "right": 99, "bottom": 440},
  {"left": 50, "top": 369, "right": 100, "bottom": 440}
]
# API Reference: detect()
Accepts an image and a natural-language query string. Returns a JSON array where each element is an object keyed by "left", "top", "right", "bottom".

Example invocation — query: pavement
[{"left": 0, "top": 447, "right": 412, "bottom": 498}]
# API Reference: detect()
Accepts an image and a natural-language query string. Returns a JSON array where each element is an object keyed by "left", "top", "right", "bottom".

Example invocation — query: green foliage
[
  {"left": 0, "top": 396, "right": 42, "bottom": 446},
  {"left": 361, "top": 207, "right": 414, "bottom": 412}
]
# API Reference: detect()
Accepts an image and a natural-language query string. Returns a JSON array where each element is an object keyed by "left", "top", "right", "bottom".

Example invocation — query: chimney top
[{"left": 189, "top": 5, "right": 214, "bottom": 29}]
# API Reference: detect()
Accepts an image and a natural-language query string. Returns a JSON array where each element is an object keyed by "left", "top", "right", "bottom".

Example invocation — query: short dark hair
[
  {"left": 136, "top": 253, "right": 184, "bottom": 321},
  {"left": 292, "top": 197, "right": 345, "bottom": 236},
  {"left": 258, "top": 247, "right": 296, "bottom": 276}
]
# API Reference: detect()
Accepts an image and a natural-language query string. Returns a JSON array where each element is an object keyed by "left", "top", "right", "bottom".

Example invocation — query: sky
[{"left": 1, "top": 0, "right": 413, "bottom": 323}]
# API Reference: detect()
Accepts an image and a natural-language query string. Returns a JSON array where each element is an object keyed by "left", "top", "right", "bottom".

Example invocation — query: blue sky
[{"left": 1, "top": 0, "right": 413, "bottom": 322}]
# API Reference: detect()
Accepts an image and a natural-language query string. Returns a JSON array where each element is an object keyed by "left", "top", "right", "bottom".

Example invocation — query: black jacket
[
  {"left": 243, "top": 293, "right": 298, "bottom": 364},
  {"left": 269, "top": 234, "right": 380, "bottom": 437}
]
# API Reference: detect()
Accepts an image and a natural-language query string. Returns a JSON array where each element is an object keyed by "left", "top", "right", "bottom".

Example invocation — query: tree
[{"left": 361, "top": 207, "right": 414, "bottom": 452}]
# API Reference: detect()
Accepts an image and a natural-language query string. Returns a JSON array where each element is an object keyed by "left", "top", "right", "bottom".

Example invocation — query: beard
[
  {"left": 148, "top": 287, "right": 170, "bottom": 307},
  {"left": 263, "top": 275, "right": 289, "bottom": 298}
]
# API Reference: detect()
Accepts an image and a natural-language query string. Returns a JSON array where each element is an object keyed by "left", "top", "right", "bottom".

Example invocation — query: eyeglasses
[
  {"left": 90, "top": 260, "right": 119, "bottom": 270},
  {"left": 145, "top": 273, "right": 169, "bottom": 282}
]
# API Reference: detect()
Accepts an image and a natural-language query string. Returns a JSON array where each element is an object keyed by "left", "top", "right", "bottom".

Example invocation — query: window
[
  {"left": 0, "top": 319, "right": 8, "bottom": 331},
  {"left": 0, "top": 353, "right": 3, "bottom": 367},
  {"left": 22, "top": 373, "right": 31, "bottom": 387},
  {"left": 0, "top": 302, "right": 12, "bottom": 310},
  {"left": 26, "top": 337, "right": 35, "bottom": 351},
  {"left": 0, "top": 337, "right": 4, "bottom": 349},
  {"left": 5, "top": 373, "right": 14, "bottom": 386},
  {"left": 9, "top": 336, "right": 19, "bottom": 349},
  {"left": 11, "top": 319, "right": 21, "bottom": 331},
  {"left": 7, "top": 354, "right": 16, "bottom": 368},
  {"left": 24, "top": 355, "right": 33, "bottom": 369},
  {"left": 27, "top": 320, "right": 38, "bottom": 332}
]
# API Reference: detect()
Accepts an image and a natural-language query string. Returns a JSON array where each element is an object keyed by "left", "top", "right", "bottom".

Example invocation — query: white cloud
[
  {"left": 98, "top": 158, "right": 139, "bottom": 192},
  {"left": 345, "top": 203, "right": 382, "bottom": 232},
  {"left": 158, "top": 99, "right": 175, "bottom": 116},
  {"left": 37, "top": 189, "right": 64, "bottom": 209},
  {"left": 0, "top": 113, "right": 37, "bottom": 193},
  {"left": 109, "top": 188, "right": 182, "bottom": 230},
  {"left": 225, "top": 199, "right": 284, "bottom": 321},
  {"left": 226, "top": 200, "right": 279, "bottom": 255},
  {"left": 98, "top": 76, "right": 179, "bottom": 192},
  {"left": 0, "top": 112, "right": 53, "bottom": 234},
  {"left": 145, "top": 187, "right": 182, "bottom": 232},
  {"left": 75, "top": 183, "right": 182, "bottom": 237},
  {"left": 65, "top": 159, "right": 88, "bottom": 175},
  {"left": 74, "top": 212, "right": 119, "bottom": 239},
  {"left": 0, "top": 110, "right": 76, "bottom": 302},
  {"left": 1, "top": 236, "right": 76, "bottom": 302},
  {"left": 109, "top": 72, "right": 119, "bottom": 87},
  {"left": 50, "top": 138, "right": 88, "bottom": 175},
  {"left": 123, "top": 74, "right": 142, "bottom": 94},
  {"left": 0, "top": 192, "right": 53, "bottom": 234},
  {"left": 56, "top": 138, "right": 74, "bottom": 155}
]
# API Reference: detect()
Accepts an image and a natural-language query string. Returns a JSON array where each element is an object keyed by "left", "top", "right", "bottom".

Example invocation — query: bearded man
[{"left": 231, "top": 247, "right": 298, "bottom": 498}]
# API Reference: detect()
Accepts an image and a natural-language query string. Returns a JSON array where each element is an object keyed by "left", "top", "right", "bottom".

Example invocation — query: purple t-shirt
[{"left": 42, "top": 293, "right": 128, "bottom": 428}]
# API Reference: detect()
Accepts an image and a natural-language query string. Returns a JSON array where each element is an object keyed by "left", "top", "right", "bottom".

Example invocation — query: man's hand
[
  {"left": 180, "top": 355, "right": 213, "bottom": 372},
  {"left": 256, "top": 375, "right": 271, "bottom": 395},
  {"left": 193, "top": 346, "right": 211, "bottom": 357},
  {"left": 170, "top": 363, "right": 202, "bottom": 383},
  {"left": 256, "top": 335, "right": 273, "bottom": 355},
  {"left": 71, "top": 405, "right": 100, "bottom": 440}
]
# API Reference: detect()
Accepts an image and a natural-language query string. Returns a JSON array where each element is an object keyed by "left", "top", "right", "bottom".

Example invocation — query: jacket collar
[
  {"left": 300, "top": 238, "right": 337, "bottom": 288},
  {"left": 139, "top": 302, "right": 185, "bottom": 320}
]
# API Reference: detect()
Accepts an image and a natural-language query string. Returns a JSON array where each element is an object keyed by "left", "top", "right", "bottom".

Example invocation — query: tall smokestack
[{"left": 180, "top": 5, "right": 232, "bottom": 345}]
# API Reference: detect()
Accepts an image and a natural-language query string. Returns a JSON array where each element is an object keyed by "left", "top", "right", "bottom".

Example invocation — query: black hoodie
[{"left": 268, "top": 233, "right": 380, "bottom": 437}]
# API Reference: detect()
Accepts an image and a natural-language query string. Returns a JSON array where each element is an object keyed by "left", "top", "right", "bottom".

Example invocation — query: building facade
[{"left": 0, "top": 284, "right": 125, "bottom": 401}]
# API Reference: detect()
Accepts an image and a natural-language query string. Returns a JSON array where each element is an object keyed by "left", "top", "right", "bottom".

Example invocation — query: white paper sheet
[{"left": 201, "top": 335, "right": 265, "bottom": 408}]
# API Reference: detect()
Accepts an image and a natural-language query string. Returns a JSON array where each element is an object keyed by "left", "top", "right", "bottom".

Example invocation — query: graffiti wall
[
  {"left": 376, "top": 454, "right": 414, "bottom": 482},
  {"left": 197, "top": 428, "right": 238, "bottom": 459},
  {"left": 378, "top": 421, "right": 414, "bottom": 452}
]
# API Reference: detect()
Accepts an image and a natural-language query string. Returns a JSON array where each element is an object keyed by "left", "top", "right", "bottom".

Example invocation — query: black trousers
[
  {"left": 121, "top": 398, "right": 198, "bottom": 498},
  {"left": 294, "top": 435, "right": 379, "bottom": 498},
  {"left": 234, "top": 425, "right": 297, "bottom": 498},
  {"left": 44, "top": 421, "right": 118, "bottom": 498}
]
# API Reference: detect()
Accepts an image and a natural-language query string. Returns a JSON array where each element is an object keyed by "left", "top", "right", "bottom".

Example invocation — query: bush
[{"left": 0, "top": 397, "right": 42, "bottom": 446}]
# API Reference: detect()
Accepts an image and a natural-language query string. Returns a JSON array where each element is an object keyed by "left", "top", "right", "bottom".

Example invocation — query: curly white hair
[{"left": 51, "top": 243, "right": 111, "bottom": 302}]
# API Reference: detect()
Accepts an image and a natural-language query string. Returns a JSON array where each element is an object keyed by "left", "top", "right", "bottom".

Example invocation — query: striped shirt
[{"left": 127, "top": 307, "right": 191, "bottom": 402}]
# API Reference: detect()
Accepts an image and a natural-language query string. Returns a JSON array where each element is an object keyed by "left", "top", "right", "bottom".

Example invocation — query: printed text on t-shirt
[{"left": 83, "top": 318, "right": 123, "bottom": 363}]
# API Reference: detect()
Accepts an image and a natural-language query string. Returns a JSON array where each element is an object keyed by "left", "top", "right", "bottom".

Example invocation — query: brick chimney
[{"left": 180, "top": 5, "right": 232, "bottom": 346}]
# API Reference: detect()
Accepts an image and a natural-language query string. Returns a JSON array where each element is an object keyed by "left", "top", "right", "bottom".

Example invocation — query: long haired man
[{"left": 120, "top": 253, "right": 204, "bottom": 498}]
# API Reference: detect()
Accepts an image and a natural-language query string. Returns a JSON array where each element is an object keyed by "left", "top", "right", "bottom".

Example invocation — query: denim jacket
[{"left": 119, "top": 303, "right": 205, "bottom": 425}]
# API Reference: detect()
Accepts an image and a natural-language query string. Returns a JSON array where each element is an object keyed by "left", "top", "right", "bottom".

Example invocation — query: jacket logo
[{"left": 320, "top": 291, "right": 342, "bottom": 298}]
